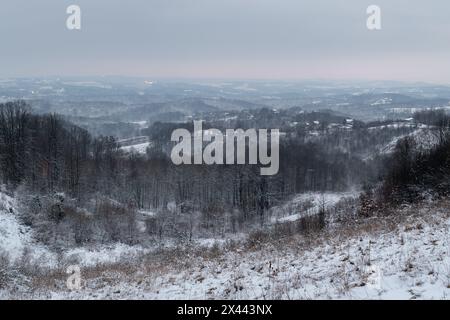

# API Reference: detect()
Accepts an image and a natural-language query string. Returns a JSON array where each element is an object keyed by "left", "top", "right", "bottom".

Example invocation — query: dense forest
[
  {"left": 358, "top": 109, "right": 450, "bottom": 215},
  {"left": 2, "top": 100, "right": 447, "bottom": 247}
]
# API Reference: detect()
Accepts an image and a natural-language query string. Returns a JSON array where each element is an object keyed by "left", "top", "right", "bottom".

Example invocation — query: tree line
[{"left": 1, "top": 100, "right": 399, "bottom": 245}]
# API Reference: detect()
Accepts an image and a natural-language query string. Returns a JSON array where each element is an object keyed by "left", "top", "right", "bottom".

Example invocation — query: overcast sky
[{"left": 1, "top": 0, "right": 450, "bottom": 83}]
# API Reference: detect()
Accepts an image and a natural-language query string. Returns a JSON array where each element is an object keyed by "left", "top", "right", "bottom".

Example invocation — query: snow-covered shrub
[
  {"left": 0, "top": 250, "right": 9, "bottom": 288},
  {"left": 247, "top": 229, "right": 271, "bottom": 248},
  {"left": 16, "top": 246, "right": 34, "bottom": 275},
  {"left": 296, "top": 210, "right": 326, "bottom": 233},
  {"left": 273, "top": 221, "right": 295, "bottom": 238},
  {"left": 17, "top": 190, "right": 141, "bottom": 247},
  {"left": 93, "top": 198, "right": 139, "bottom": 244}
]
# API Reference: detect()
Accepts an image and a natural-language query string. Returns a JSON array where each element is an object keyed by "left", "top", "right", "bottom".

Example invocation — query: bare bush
[{"left": 0, "top": 250, "right": 10, "bottom": 289}]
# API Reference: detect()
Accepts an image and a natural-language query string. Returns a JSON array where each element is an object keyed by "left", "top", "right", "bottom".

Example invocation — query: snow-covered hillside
[
  {"left": 2, "top": 190, "right": 450, "bottom": 300},
  {"left": 118, "top": 136, "right": 151, "bottom": 154},
  {"left": 270, "top": 192, "right": 358, "bottom": 223},
  {"left": 0, "top": 192, "right": 54, "bottom": 266},
  {"left": 0, "top": 191, "right": 154, "bottom": 296},
  {"left": 120, "top": 142, "right": 151, "bottom": 154},
  {"left": 380, "top": 128, "right": 440, "bottom": 155}
]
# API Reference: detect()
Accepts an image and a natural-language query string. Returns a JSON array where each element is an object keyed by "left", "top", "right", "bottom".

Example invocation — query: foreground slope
[{"left": 2, "top": 191, "right": 450, "bottom": 299}]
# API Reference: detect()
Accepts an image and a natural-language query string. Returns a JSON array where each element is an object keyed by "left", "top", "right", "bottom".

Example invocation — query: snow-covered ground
[
  {"left": 270, "top": 192, "right": 358, "bottom": 223},
  {"left": 118, "top": 136, "right": 151, "bottom": 154},
  {"left": 2, "top": 191, "right": 450, "bottom": 300},
  {"left": 380, "top": 128, "right": 440, "bottom": 155},
  {"left": 0, "top": 190, "right": 154, "bottom": 272},
  {"left": 0, "top": 192, "right": 55, "bottom": 266},
  {"left": 120, "top": 142, "right": 151, "bottom": 154}
]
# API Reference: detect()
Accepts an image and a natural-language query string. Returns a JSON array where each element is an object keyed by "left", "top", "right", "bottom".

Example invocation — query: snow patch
[
  {"left": 0, "top": 192, "right": 55, "bottom": 267},
  {"left": 270, "top": 192, "right": 358, "bottom": 223}
]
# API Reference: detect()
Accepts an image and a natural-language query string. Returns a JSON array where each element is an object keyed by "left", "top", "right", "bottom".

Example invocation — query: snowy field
[
  {"left": 2, "top": 190, "right": 450, "bottom": 300},
  {"left": 120, "top": 142, "right": 151, "bottom": 154},
  {"left": 270, "top": 192, "right": 358, "bottom": 223}
]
